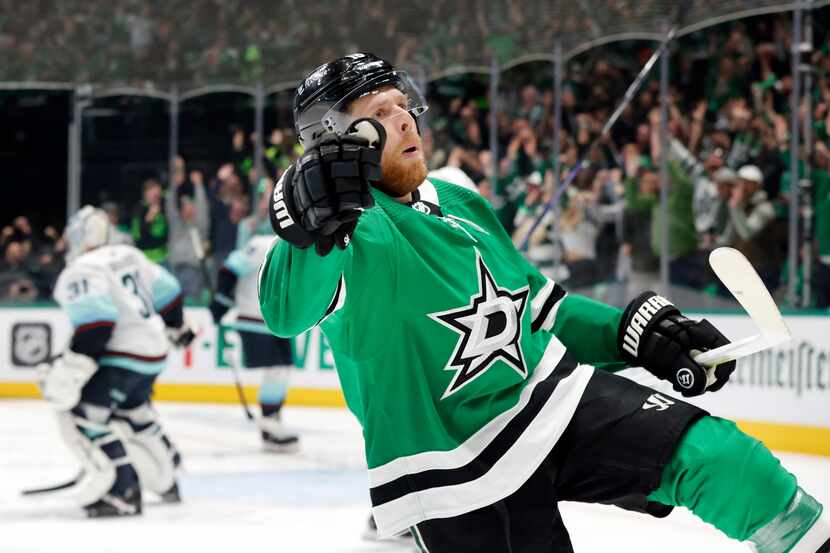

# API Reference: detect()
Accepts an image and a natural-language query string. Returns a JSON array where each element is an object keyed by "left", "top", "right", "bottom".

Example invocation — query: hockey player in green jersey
[{"left": 259, "top": 53, "right": 829, "bottom": 553}]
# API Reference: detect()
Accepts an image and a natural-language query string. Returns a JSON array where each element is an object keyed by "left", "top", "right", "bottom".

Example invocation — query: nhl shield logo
[{"left": 11, "top": 322, "right": 52, "bottom": 367}]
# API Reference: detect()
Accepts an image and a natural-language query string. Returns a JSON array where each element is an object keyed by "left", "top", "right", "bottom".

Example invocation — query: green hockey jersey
[{"left": 258, "top": 178, "right": 625, "bottom": 537}]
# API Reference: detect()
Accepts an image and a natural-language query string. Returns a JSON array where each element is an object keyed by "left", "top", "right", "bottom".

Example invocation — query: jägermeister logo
[{"left": 429, "top": 249, "right": 529, "bottom": 399}]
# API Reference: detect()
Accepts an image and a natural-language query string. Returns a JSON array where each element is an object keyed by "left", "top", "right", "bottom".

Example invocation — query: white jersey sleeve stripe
[
  {"left": 530, "top": 279, "right": 555, "bottom": 321},
  {"left": 538, "top": 292, "right": 566, "bottom": 333},
  {"left": 530, "top": 279, "right": 567, "bottom": 333},
  {"left": 317, "top": 274, "right": 347, "bottom": 326}
]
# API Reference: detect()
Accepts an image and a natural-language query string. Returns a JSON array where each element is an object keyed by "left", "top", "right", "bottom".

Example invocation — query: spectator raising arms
[
  {"left": 166, "top": 161, "right": 210, "bottom": 300},
  {"left": 132, "top": 179, "right": 168, "bottom": 265}
]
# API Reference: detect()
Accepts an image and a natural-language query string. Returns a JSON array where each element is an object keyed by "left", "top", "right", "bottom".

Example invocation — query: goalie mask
[
  {"left": 294, "top": 52, "right": 428, "bottom": 147},
  {"left": 65, "top": 205, "right": 111, "bottom": 261}
]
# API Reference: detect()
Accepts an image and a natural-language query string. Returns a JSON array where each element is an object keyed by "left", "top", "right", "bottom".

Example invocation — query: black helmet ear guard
[{"left": 294, "top": 53, "right": 427, "bottom": 147}]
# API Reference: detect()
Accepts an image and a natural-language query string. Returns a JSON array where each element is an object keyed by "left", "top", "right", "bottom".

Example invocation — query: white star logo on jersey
[{"left": 429, "top": 250, "right": 530, "bottom": 399}]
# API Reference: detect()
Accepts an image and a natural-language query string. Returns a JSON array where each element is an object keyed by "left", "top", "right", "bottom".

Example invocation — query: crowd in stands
[
  {"left": 0, "top": 1, "right": 810, "bottom": 86},
  {"left": 114, "top": 130, "right": 302, "bottom": 303},
  {"left": 1, "top": 0, "right": 531, "bottom": 85},
  {"left": 425, "top": 12, "right": 830, "bottom": 307},
  {"left": 2, "top": 12, "right": 830, "bottom": 308},
  {"left": 0, "top": 125, "right": 303, "bottom": 303}
]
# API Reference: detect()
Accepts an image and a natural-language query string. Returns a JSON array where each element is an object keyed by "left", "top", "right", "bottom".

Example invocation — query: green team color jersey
[{"left": 258, "top": 178, "right": 625, "bottom": 537}]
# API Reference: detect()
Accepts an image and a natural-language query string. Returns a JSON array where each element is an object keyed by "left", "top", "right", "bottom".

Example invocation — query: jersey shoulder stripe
[
  {"left": 531, "top": 280, "right": 567, "bottom": 333},
  {"left": 317, "top": 275, "right": 346, "bottom": 326}
]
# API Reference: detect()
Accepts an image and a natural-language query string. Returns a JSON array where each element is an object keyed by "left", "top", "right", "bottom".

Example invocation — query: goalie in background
[
  {"left": 38, "top": 206, "right": 195, "bottom": 517},
  {"left": 209, "top": 185, "right": 299, "bottom": 452}
]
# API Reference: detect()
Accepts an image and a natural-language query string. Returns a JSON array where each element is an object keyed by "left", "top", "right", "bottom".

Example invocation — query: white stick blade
[{"left": 708, "top": 247, "right": 791, "bottom": 338}]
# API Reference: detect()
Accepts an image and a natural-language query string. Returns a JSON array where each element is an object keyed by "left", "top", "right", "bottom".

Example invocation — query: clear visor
[{"left": 322, "top": 71, "right": 428, "bottom": 136}]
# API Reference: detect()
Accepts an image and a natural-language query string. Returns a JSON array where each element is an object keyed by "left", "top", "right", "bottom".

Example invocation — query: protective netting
[{"left": 0, "top": 1, "right": 828, "bottom": 87}]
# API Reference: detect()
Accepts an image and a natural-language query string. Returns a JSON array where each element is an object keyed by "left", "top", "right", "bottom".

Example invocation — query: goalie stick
[
  {"left": 21, "top": 472, "right": 83, "bottom": 496},
  {"left": 692, "top": 247, "right": 792, "bottom": 388}
]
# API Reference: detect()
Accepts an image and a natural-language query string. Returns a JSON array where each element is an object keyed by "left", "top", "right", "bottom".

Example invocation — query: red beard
[{"left": 375, "top": 153, "right": 428, "bottom": 199}]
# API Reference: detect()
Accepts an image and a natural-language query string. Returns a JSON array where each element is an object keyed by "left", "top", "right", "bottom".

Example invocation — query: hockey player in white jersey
[
  {"left": 39, "top": 206, "right": 195, "bottom": 517},
  {"left": 209, "top": 226, "right": 299, "bottom": 451}
]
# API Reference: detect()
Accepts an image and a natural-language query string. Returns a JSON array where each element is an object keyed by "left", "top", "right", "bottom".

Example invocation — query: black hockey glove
[
  {"left": 270, "top": 118, "right": 385, "bottom": 256},
  {"left": 617, "top": 291, "right": 736, "bottom": 397},
  {"left": 166, "top": 323, "right": 196, "bottom": 349},
  {"left": 208, "top": 294, "right": 232, "bottom": 324},
  {"left": 209, "top": 269, "right": 238, "bottom": 324}
]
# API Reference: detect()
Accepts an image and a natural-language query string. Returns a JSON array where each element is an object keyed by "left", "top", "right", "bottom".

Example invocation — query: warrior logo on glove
[
  {"left": 620, "top": 294, "right": 673, "bottom": 357},
  {"left": 618, "top": 291, "right": 736, "bottom": 397},
  {"left": 676, "top": 368, "right": 695, "bottom": 390}
]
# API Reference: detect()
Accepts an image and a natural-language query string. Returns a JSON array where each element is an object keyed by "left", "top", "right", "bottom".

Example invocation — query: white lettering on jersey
[
  {"left": 622, "top": 294, "right": 673, "bottom": 357},
  {"left": 642, "top": 393, "right": 675, "bottom": 412},
  {"left": 272, "top": 176, "right": 294, "bottom": 229}
]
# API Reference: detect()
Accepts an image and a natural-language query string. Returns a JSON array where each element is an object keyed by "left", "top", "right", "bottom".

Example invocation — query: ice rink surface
[{"left": 1, "top": 400, "right": 828, "bottom": 553}]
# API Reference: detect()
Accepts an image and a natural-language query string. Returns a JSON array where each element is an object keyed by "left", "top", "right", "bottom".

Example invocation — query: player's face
[{"left": 349, "top": 86, "right": 427, "bottom": 199}]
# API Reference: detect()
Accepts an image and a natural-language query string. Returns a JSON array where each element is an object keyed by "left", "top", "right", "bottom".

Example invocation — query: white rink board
[
  {"left": 0, "top": 306, "right": 339, "bottom": 390},
  {"left": 1, "top": 306, "right": 829, "bottom": 428},
  {"left": 687, "top": 313, "right": 830, "bottom": 428}
]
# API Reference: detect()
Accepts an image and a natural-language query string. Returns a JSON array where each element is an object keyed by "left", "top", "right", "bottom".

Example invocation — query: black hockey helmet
[{"left": 293, "top": 52, "right": 428, "bottom": 147}]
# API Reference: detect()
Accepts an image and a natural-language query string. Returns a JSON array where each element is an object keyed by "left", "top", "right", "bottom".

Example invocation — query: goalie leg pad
[
  {"left": 112, "top": 403, "right": 177, "bottom": 495},
  {"left": 56, "top": 408, "right": 138, "bottom": 507}
]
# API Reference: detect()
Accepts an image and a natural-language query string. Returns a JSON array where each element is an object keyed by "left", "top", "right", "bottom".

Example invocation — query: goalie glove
[
  {"left": 38, "top": 350, "right": 97, "bottom": 410},
  {"left": 618, "top": 291, "right": 736, "bottom": 397},
  {"left": 270, "top": 118, "right": 385, "bottom": 256}
]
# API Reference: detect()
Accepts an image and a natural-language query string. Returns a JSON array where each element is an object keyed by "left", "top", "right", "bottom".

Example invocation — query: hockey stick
[
  {"left": 520, "top": 1, "right": 692, "bottom": 251},
  {"left": 691, "top": 248, "right": 791, "bottom": 387},
  {"left": 217, "top": 319, "right": 256, "bottom": 421},
  {"left": 21, "top": 472, "right": 84, "bottom": 496},
  {"left": 189, "top": 227, "right": 255, "bottom": 421}
]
